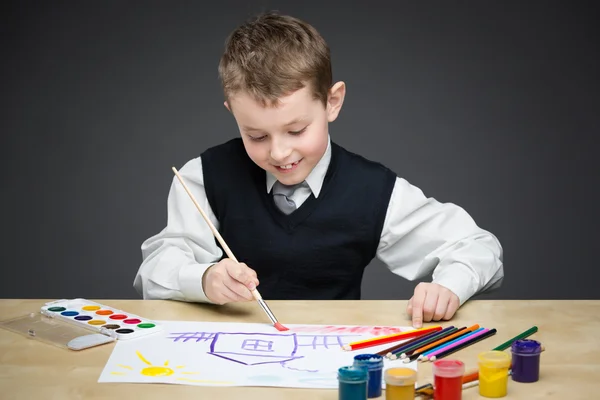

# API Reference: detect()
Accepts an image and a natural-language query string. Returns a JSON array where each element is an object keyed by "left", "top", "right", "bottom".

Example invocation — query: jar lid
[
  {"left": 353, "top": 354, "right": 384, "bottom": 370},
  {"left": 432, "top": 359, "right": 465, "bottom": 378},
  {"left": 338, "top": 365, "right": 368, "bottom": 382},
  {"left": 384, "top": 367, "right": 417, "bottom": 386},
  {"left": 478, "top": 350, "right": 511, "bottom": 368},
  {"left": 511, "top": 339, "right": 542, "bottom": 354}
]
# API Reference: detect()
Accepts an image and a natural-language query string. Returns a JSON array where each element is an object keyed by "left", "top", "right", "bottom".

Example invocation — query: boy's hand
[
  {"left": 202, "top": 259, "right": 259, "bottom": 305},
  {"left": 407, "top": 283, "right": 460, "bottom": 328}
]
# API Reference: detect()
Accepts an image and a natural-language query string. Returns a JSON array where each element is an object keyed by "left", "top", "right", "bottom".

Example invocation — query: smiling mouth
[{"left": 275, "top": 159, "right": 302, "bottom": 172}]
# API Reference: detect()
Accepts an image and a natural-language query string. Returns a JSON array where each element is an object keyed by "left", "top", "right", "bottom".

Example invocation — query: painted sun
[{"left": 110, "top": 350, "right": 231, "bottom": 384}]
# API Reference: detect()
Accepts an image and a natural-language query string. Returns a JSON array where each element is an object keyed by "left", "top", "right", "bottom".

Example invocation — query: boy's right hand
[{"left": 202, "top": 259, "right": 259, "bottom": 305}]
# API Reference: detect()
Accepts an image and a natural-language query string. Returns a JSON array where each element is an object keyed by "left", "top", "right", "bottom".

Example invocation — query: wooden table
[{"left": 1, "top": 299, "right": 599, "bottom": 399}]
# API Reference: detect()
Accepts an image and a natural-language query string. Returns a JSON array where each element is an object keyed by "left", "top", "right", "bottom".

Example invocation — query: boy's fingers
[
  {"left": 444, "top": 295, "right": 460, "bottom": 320},
  {"left": 226, "top": 262, "right": 258, "bottom": 290},
  {"left": 433, "top": 291, "right": 451, "bottom": 321},
  {"left": 219, "top": 287, "right": 241, "bottom": 304},
  {"left": 223, "top": 277, "right": 254, "bottom": 301},
  {"left": 411, "top": 286, "right": 427, "bottom": 328},
  {"left": 422, "top": 290, "right": 438, "bottom": 323},
  {"left": 406, "top": 297, "right": 413, "bottom": 316}
]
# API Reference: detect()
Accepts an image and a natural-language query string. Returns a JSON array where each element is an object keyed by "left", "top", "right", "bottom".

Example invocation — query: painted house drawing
[{"left": 208, "top": 332, "right": 301, "bottom": 365}]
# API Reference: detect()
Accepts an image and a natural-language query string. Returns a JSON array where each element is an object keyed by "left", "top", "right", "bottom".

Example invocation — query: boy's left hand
[{"left": 407, "top": 283, "right": 460, "bottom": 328}]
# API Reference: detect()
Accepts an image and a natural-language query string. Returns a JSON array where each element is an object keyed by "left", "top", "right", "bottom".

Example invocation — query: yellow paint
[
  {"left": 111, "top": 351, "right": 202, "bottom": 378},
  {"left": 176, "top": 378, "right": 233, "bottom": 384},
  {"left": 88, "top": 320, "right": 106, "bottom": 325},
  {"left": 141, "top": 366, "right": 174, "bottom": 377},
  {"left": 478, "top": 351, "right": 511, "bottom": 398},
  {"left": 136, "top": 351, "right": 152, "bottom": 365},
  {"left": 385, "top": 384, "right": 413, "bottom": 400},
  {"left": 82, "top": 305, "right": 101, "bottom": 311},
  {"left": 384, "top": 368, "right": 417, "bottom": 400}
]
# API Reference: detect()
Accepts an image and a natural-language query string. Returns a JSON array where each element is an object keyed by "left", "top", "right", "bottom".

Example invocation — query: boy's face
[{"left": 225, "top": 82, "right": 345, "bottom": 186}]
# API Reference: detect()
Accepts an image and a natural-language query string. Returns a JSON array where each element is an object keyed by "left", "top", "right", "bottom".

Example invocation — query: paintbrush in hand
[{"left": 171, "top": 166, "right": 288, "bottom": 331}]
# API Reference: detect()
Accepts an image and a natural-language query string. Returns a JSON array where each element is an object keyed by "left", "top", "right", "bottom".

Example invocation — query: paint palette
[{"left": 41, "top": 298, "right": 162, "bottom": 341}]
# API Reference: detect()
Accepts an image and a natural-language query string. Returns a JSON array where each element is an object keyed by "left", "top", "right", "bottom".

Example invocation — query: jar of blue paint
[
  {"left": 353, "top": 354, "right": 384, "bottom": 398},
  {"left": 511, "top": 339, "right": 542, "bottom": 383},
  {"left": 338, "top": 365, "right": 368, "bottom": 400}
]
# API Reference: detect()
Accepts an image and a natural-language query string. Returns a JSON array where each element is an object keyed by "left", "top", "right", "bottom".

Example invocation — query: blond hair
[{"left": 218, "top": 12, "right": 332, "bottom": 107}]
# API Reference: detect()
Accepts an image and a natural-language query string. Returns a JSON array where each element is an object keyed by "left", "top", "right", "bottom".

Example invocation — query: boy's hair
[{"left": 218, "top": 12, "right": 332, "bottom": 107}]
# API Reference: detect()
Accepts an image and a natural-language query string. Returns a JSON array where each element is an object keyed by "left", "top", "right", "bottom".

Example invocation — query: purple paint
[
  {"left": 208, "top": 353, "right": 302, "bottom": 366},
  {"left": 74, "top": 315, "right": 92, "bottom": 321},
  {"left": 511, "top": 339, "right": 542, "bottom": 382},
  {"left": 205, "top": 332, "right": 300, "bottom": 366},
  {"left": 296, "top": 334, "right": 358, "bottom": 349},
  {"left": 168, "top": 332, "right": 216, "bottom": 342}
]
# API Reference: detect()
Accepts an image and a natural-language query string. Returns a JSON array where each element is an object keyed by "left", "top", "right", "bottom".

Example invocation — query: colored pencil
[
  {"left": 492, "top": 326, "right": 538, "bottom": 351},
  {"left": 390, "top": 326, "right": 456, "bottom": 359},
  {"left": 428, "top": 328, "right": 497, "bottom": 361},
  {"left": 341, "top": 325, "right": 442, "bottom": 351},
  {"left": 419, "top": 327, "right": 484, "bottom": 359},
  {"left": 462, "top": 369, "right": 479, "bottom": 384},
  {"left": 398, "top": 327, "right": 459, "bottom": 359},
  {"left": 376, "top": 328, "right": 441, "bottom": 357},
  {"left": 414, "top": 324, "right": 479, "bottom": 357},
  {"left": 171, "top": 166, "right": 288, "bottom": 331}
]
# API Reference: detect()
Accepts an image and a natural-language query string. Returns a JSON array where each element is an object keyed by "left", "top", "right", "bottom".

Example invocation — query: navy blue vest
[{"left": 201, "top": 138, "right": 396, "bottom": 300}]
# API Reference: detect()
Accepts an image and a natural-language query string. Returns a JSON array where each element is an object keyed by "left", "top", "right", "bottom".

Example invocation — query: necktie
[{"left": 272, "top": 181, "right": 301, "bottom": 215}]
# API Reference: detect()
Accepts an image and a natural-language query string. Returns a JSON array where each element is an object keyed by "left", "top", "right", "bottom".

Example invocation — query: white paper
[{"left": 98, "top": 321, "right": 418, "bottom": 388}]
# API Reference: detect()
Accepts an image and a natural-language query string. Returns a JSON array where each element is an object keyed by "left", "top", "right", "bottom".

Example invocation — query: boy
[{"left": 133, "top": 12, "right": 503, "bottom": 328}]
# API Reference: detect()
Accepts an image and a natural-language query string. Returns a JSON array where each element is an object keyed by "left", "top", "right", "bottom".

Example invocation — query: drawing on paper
[
  {"left": 98, "top": 321, "right": 416, "bottom": 389},
  {"left": 110, "top": 350, "right": 233, "bottom": 384},
  {"left": 166, "top": 330, "right": 357, "bottom": 368}
]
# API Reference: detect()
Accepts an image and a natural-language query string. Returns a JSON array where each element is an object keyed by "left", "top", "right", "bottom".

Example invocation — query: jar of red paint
[
  {"left": 511, "top": 339, "right": 542, "bottom": 383},
  {"left": 432, "top": 359, "right": 465, "bottom": 400}
]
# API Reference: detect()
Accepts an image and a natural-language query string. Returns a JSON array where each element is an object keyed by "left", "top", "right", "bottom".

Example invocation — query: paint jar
[
  {"left": 384, "top": 367, "right": 416, "bottom": 400},
  {"left": 478, "top": 350, "right": 511, "bottom": 398},
  {"left": 511, "top": 339, "right": 542, "bottom": 383},
  {"left": 338, "top": 365, "right": 368, "bottom": 400},
  {"left": 353, "top": 354, "right": 384, "bottom": 398},
  {"left": 432, "top": 359, "right": 465, "bottom": 400}
]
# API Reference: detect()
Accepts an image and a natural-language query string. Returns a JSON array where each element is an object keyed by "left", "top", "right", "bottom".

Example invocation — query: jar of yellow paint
[
  {"left": 384, "top": 367, "right": 416, "bottom": 400},
  {"left": 478, "top": 351, "right": 511, "bottom": 398}
]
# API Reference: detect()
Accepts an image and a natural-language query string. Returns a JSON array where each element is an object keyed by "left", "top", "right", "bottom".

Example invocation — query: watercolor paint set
[
  {"left": 40, "top": 298, "right": 163, "bottom": 340},
  {"left": 0, "top": 298, "right": 164, "bottom": 351}
]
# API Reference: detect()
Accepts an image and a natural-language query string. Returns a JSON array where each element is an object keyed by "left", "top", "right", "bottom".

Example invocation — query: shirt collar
[{"left": 266, "top": 136, "right": 331, "bottom": 198}]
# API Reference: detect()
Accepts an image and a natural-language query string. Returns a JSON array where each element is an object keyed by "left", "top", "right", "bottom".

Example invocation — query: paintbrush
[{"left": 171, "top": 166, "right": 288, "bottom": 331}]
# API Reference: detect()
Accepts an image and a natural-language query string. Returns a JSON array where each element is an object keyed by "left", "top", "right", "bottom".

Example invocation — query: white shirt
[{"left": 134, "top": 138, "right": 503, "bottom": 306}]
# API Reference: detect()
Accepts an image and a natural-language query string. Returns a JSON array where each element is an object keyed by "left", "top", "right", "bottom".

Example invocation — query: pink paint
[{"left": 289, "top": 325, "right": 403, "bottom": 336}]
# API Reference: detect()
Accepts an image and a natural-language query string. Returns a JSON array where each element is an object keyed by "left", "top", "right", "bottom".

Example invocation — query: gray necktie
[{"left": 272, "top": 181, "right": 301, "bottom": 215}]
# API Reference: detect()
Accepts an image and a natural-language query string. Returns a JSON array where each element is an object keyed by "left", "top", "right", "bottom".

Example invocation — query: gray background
[{"left": 2, "top": 1, "right": 598, "bottom": 301}]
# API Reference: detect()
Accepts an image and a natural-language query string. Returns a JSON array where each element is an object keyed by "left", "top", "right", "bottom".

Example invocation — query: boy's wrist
[
  {"left": 432, "top": 267, "right": 478, "bottom": 306},
  {"left": 179, "top": 262, "right": 215, "bottom": 303}
]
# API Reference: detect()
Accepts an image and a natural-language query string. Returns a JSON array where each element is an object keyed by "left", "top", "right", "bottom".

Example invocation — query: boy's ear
[
  {"left": 224, "top": 101, "right": 231, "bottom": 112},
  {"left": 326, "top": 81, "right": 346, "bottom": 122}
]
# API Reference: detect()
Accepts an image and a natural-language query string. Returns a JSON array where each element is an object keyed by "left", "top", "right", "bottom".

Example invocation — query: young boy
[{"left": 133, "top": 12, "right": 503, "bottom": 328}]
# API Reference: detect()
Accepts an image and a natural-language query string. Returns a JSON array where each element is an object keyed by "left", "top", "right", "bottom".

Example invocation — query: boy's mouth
[{"left": 275, "top": 159, "right": 302, "bottom": 173}]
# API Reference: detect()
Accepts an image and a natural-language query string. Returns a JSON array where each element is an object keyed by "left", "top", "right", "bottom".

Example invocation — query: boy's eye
[
  {"left": 248, "top": 134, "right": 267, "bottom": 142},
  {"left": 289, "top": 126, "right": 307, "bottom": 135}
]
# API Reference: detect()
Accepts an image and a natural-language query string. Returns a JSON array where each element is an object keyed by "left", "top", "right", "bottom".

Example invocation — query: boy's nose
[{"left": 270, "top": 141, "right": 292, "bottom": 162}]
